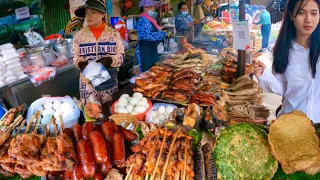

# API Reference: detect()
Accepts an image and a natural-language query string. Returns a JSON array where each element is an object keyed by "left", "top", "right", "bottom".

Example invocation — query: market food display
[
  {"left": 113, "top": 93, "right": 150, "bottom": 115},
  {"left": 125, "top": 128, "right": 194, "bottom": 180},
  {"left": 0, "top": 105, "right": 24, "bottom": 126},
  {"left": 268, "top": 111, "right": 320, "bottom": 175},
  {"left": 214, "top": 123, "right": 278, "bottom": 180}
]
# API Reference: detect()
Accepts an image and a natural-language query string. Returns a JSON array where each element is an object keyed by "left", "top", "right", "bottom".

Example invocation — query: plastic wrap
[{"left": 82, "top": 61, "right": 111, "bottom": 87}]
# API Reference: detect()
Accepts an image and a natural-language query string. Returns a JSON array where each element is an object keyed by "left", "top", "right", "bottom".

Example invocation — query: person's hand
[
  {"left": 252, "top": 60, "right": 266, "bottom": 77},
  {"left": 166, "top": 32, "right": 174, "bottom": 39},
  {"left": 195, "top": 20, "right": 200, "bottom": 24},
  {"left": 97, "top": 57, "right": 113, "bottom": 68}
]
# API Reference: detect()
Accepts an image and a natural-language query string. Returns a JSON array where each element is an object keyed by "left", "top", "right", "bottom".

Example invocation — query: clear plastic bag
[
  {"left": 29, "top": 67, "right": 56, "bottom": 86},
  {"left": 82, "top": 61, "right": 111, "bottom": 87}
]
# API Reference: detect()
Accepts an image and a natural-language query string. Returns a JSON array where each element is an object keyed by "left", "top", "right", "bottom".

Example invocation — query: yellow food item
[{"left": 268, "top": 111, "right": 320, "bottom": 175}]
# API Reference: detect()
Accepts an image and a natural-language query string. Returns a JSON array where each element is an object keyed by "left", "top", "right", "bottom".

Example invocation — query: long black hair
[{"left": 273, "top": 0, "right": 320, "bottom": 77}]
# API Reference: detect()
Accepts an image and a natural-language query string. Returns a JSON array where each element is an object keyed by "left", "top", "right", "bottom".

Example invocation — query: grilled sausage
[
  {"left": 63, "top": 171, "right": 73, "bottom": 180},
  {"left": 98, "top": 160, "right": 113, "bottom": 176},
  {"left": 194, "top": 145, "right": 205, "bottom": 180},
  {"left": 89, "top": 131, "right": 109, "bottom": 163},
  {"left": 202, "top": 143, "right": 217, "bottom": 180},
  {"left": 93, "top": 172, "right": 104, "bottom": 180},
  {"left": 101, "top": 122, "right": 115, "bottom": 141},
  {"left": 82, "top": 122, "right": 94, "bottom": 140},
  {"left": 71, "top": 165, "right": 84, "bottom": 180},
  {"left": 77, "top": 140, "right": 96, "bottom": 178},
  {"left": 113, "top": 133, "right": 125, "bottom": 168},
  {"left": 73, "top": 124, "right": 83, "bottom": 142},
  {"left": 94, "top": 124, "right": 102, "bottom": 133},
  {"left": 111, "top": 120, "right": 119, "bottom": 133},
  {"left": 118, "top": 126, "right": 135, "bottom": 142}
]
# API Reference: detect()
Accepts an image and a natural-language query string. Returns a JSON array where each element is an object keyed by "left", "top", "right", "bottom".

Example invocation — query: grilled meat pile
[{"left": 125, "top": 128, "right": 194, "bottom": 180}]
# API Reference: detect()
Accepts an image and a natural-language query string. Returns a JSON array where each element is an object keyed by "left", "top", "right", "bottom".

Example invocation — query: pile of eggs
[
  {"left": 147, "top": 105, "right": 175, "bottom": 125},
  {"left": 114, "top": 93, "right": 150, "bottom": 115},
  {"left": 36, "top": 101, "right": 75, "bottom": 125}
]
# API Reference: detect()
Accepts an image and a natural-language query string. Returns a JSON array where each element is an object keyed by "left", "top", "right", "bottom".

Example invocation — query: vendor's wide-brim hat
[
  {"left": 75, "top": 0, "right": 106, "bottom": 18},
  {"left": 139, "top": 0, "right": 161, "bottom": 8}
]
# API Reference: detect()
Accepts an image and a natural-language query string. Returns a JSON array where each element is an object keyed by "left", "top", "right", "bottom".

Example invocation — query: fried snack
[{"left": 268, "top": 111, "right": 320, "bottom": 175}]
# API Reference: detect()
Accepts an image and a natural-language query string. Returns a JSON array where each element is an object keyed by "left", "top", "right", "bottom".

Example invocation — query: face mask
[
  {"left": 181, "top": 11, "right": 188, "bottom": 15},
  {"left": 147, "top": 10, "right": 157, "bottom": 18}
]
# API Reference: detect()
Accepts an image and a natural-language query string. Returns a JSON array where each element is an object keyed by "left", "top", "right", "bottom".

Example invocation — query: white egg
[
  {"left": 60, "top": 102, "right": 74, "bottom": 111},
  {"left": 158, "top": 106, "right": 166, "bottom": 114},
  {"left": 44, "top": 102, "right": 53, "bottom": 109},
  {"left": 141, "top": 97, "right": 148, "bottom": 103},
  {"left": 152, "top": 118, "right": 160, "bottom": 124},
  {"left": 137, "top": 101, "right": 148, "bottom": 106},
  {"left": 117, "top": 101, "right": 128, "bottom": 107},
  {"left": 52, "top": 101, "right": 62, "bottom": 111},
  {"left": 133, "top": 92, "right": 143, "bottom": 99},
  {"left": 120, "top": 94, "right": 129, "bottom": 99},
  {"left": 115, "top": 102, "right": 120, "bottom": 107},
  {"left": 130, "top": 111, "right": 139, "bottom": 115},
  {"left": 157, "top": 114, "right": 166, "bottom": 122},
  {"left": 126, "top": 104, "right": 134, "bottom": 113},
  {"left": 165, "top": 106, "right": 175, "bottom": 114},
  {"left": 130, "top": 97, "right": 140, "bottom": 106},
  {"left": 41, "top": 115, "right": 51, "bottom": 125},
  {"left": 134, "top": 106, "right": 147, "bottom": 113},
  {"left": 127, "top": 97, "right": 132, "bottom": 102},
  {"left": 115, "top": 107, "right": 119, "bottom": 113},
  {"left": 151, "top": 111, "right": 157, "bottom": 118},
  {"left": 144, "top": 103, "right": 150, "bottom": 109},
  {"left": 118, "top": 97, "right": 128, "bottom": 103},
  {"left": 164, "top": 113, "right": 169, "bottom": 119},
  {"left": 42, "top": 109, "right": 55, "bottom": 116},
  {"left": 63, "top": 107, "right": 75, "bottom": 114},
  {"left": 54, "top": 110, "right": 62, "bottom": 119},
  {"left": 36, "top": 106, "right": 44, "bottom": 114},
  {"left": 117, "top": 107, "right": 128, "bottom": 114}
]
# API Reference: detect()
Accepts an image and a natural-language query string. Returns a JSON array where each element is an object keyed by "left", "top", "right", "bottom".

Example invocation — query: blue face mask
[
  {"left": 181, "top": 11, "right": 188, "bottom": 15},
  {"left": 147, "top": 10, "right": 157, "bottom": 18}
]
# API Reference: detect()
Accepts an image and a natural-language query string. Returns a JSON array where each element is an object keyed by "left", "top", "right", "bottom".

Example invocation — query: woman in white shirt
[{"left": 253, "top": 0, "right": 320, "bottom": 123}]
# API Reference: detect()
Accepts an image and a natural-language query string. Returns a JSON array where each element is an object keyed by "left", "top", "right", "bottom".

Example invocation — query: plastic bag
[
  {"left": 26, "top": 96, "right": 80, "bottom": 130},
  {"left": 145, "top": 103, "right": 177, "bottom": 124},
  {"left": 29, "top": 67, "right": 56, "bottom": 86},
  {"left": 169, "top": 39, "right": 178, "bottom": 53},
  {"left": 158, "top": 42, "right": 164, "bottom": 54},
  {"left": 82, "top": 61, "right": 111, "bottom": 87}
]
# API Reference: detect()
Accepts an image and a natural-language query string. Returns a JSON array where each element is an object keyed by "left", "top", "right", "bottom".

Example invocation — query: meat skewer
[
  {"left": 0, "top": 116, "right": 23, "bottom": 146},
  {"left": 0, "top": 109, "right": 13, "bottom": 126},
  {"left": 161, "top": 129, "right": 182, "bottom": 180},
  {"left": 151, "top": 128, "right": 168, "bottom": 180}
]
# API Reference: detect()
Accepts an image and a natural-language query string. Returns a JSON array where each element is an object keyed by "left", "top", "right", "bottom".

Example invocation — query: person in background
[
  {"left": 257, "top": 6, "right": 271, "bottom": 52},
  {"left": 246, "top": 12, "right": 253, "bottom": 30},
  {"left": 136, "top": 0, "right": 169, "bottom": 72},
  {"left": 73, "top": 0, "right": 124, "bottom": 118},
  {"left": 175, "top": 2, "right": 201, "bottom": 51},
  {"left": 64, "top": 16, "right": 85, "bottom": 34},
  {"left": 253, "top": 0, "right": 320, "bottom": 122}
]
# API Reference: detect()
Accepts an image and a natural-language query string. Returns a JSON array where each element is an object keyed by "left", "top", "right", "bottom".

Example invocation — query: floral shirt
[
  {"left": 175, "top": 13, "right": 193, "bottom": 35},
  {"left": 137, "top": 16, "right": 167, "bottom": 42}
]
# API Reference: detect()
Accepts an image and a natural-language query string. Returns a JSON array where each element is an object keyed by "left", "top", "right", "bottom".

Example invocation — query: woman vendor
[
  {"left": 73, "top": 0, "right": 124, "bottom": 118},
  {"left": 253, "top": 0, "right": 320, "bottom": 123},
  {"left": 136, "top": 0, "right": 169, "bottom": 72},
  {"left": 175, "top": 2, "right": 201, "bottom": 51}
]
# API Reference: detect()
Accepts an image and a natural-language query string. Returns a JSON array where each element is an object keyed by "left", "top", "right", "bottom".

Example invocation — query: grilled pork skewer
[
  {"left": 0, "top": 116, "right": 23, "bottom": 146},
  {"left": 151, "top": 128, "right": 168, "bottom": 180}
]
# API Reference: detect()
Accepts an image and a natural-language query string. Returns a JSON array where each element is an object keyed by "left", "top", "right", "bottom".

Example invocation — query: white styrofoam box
[
  {"left": 0, "top": 81, "right": 6, "bottom": 87},
  {"left": 13, "top": 71, "right": 24, "bottom": 76},
  {"left": 0, "top": 43, "right": 14, "bottom": 50},
  {"left": 18, "top": 74, "right": 28, "bottom": 79},
  {"left": 3, "top": 70, "right": 13, "bottom": 77},
  {"left": 10, "top": 66, "right": 23, "bottom": 72},
  {"left": 0, "top": 48, "right": 16, "bottom": 54},
  {"left": 0, "top": 75, "right": 5, "bottom": 80},
  {"left": 2, "top": 52, "right": 19, "bottom": 61},
  {"left": 5, "top": 75, "right": 17, "bottom": 83},
  {"left": 6, "top": 62, "right": 21, "bottom": 69},
  {"left": 4, "top": 57, "right": 20, "bottom": 65}
]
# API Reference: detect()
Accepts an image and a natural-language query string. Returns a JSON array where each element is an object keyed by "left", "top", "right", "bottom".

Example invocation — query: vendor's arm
[
  {"left": 257, "top": 67, "right": 287, "bottom": 96},
  {"left": 73, "top": 32, "right": 87, "bottom": 70},
  {"left": 138, "top": 18, "right": 167, "bottom": 41},
  {"left": 110, "top": 31, "right": 125, "bottom": 67},
  {"left": 175, "top": 14, "right": 194, "bottom": 32}
]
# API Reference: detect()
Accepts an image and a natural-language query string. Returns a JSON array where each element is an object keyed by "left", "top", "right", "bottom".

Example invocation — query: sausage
[
  {"left": 111, "top": 120, "right": 119, "bottom": 133},
  {"left": 82, "top": 122, "right": 94, "bottom": 140},
  {"left": 93, "top": 172, "right": 104, "bottom": 180},
  {"left": 63, "top": 171, "right": 73, "bottom": 180},
  {"left": 89, "top": 131, "right": 109, "bottom": 163},
  {"left": 98, "top": 160, "right": 113, "bottom": 176},
  {"left": 71, "top": 165, "right": 84, "bottom": 180},
  {"left": 101, "top": 122, "right": 114, "bottom": 142},
  {"left": 77, "top": 140, "right": 96, "bottom": 178},
  {"left": 118, "top": 126, "right": 136, "bottom": 142},
  {"left": 73, "top": 124, "right": 83, "bottom": 142},
  {"left": 113, "top": 133, "right": 125, "bottom": 168},
  {"left": 94, "top": 124, "right": 102, "bottom": 133}
]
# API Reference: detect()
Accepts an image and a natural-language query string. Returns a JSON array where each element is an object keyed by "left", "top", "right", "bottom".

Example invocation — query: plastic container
[{"left": 111, "top": 99, "right": 153, "bottom": 121}]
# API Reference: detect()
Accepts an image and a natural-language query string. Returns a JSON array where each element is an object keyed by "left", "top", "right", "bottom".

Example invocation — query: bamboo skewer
[
  {"left": 33, "top": 111, "right": 41, "bottom": 133},
  {"left": 151, "top": 128, "right": 168, "bottom": 180},
  {"left": 125, "top": 163, "right": 135, "bottom": 180},
  {"left": 25, "top": 116, "right": 34, "bottom": 133},
  {"left": 174, "top": 170, "right": 180, "bottom": 180},
  {"left": 145, "top": 173, "right": 149, "bottom": 180},
  {"left": 161, "top": 129, "right": 182, "bottom": 180},
  {"left": 59, "top": 115, "right": 64, "bottom": 135},
  {"left": 182, "top": 144, "right": 187, "bottom": 180},
  {"left": 7, "top": 115, "right": 23, "bottom": 132},
  {"left": 16, "top": 120, "right": 26, "bottom": 134},
  {"left": 0, "top": 109, "right": 13, "bottom": 126}
]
